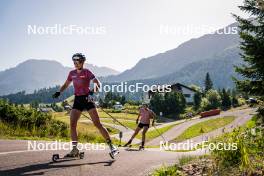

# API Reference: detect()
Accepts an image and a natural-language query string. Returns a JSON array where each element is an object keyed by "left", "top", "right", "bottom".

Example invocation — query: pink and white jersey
[
  {"left": 67, "top": 68, "right": 95, "bottom": 96},
  {"left": 139, "top": 107, "right": 153, "bottom": 124}
]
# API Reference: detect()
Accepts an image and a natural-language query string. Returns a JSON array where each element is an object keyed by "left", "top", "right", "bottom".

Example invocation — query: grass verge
[
  {"left": 173, "top": 116, "right": 236, "bottom": 142},
  {"left": 135, "top": 122, "right": 181, "bottom": 142}
]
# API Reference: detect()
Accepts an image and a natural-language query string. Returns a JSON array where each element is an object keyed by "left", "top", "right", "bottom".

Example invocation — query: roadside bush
[
  {"left": 0, "top": 99, "right": 69, "bottom": 139},
  {"left": 238, "top": 98, "right": 246, "bottom": 106},
  {"left": 211, "top": 119, "right": 264, "bottom": 174},
  {"left": 206, "top": 90, "right": 222, "bottom": 109},
  {"left": 200, "top": 98, "right": 210, "bottom": 111}
]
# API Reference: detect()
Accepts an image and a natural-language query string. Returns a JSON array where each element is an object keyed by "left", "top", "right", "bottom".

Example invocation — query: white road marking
[{"left": 0, "top": 150, "right": 39, "bottom": 155}]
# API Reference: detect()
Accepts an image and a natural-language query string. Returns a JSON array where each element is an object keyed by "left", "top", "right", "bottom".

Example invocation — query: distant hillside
[
  {"left": 102, "top": 22, "right": 240, "bottom": 82},
  {"left": 148, "top": 46, "right": 243, "bottom": 89},
  {"left": 84, "top": 63, "right": 119, "bottom": 77},
  {"left": 0, "top": 86, "right": 74, "bottom": 104},
  {"left": 1, "top": 46, "right": 242, "bottom": 103},
  {"left": 0, "top": 59, "right": 119, "bottom": 95}
]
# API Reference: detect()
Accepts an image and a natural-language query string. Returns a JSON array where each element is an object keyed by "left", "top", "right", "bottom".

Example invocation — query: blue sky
[{"left": 0, "top": 0, "right": 247, "bottom": 72}]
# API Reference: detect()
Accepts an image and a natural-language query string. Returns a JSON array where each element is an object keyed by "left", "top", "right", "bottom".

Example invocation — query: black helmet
[{"left": 72, "top": 53, "right": 86, "bottom": 62}]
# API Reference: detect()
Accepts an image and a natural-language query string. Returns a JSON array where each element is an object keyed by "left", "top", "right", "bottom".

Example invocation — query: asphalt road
[{"left": 0, "top": 140, "right": 203, "bottom": 176}]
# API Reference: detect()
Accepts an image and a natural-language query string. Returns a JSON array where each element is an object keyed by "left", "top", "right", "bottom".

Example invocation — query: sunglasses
[{"left": 73, "top": 60, "right": 82, "bottom": 64}]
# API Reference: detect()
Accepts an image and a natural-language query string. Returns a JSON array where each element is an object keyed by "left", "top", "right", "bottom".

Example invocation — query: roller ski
[
  {"left": 123, "top": 140, "right": 132, "bottom": 149},
  {"left": 109, "top": 145, "right": 119, "bottom": 159},
  {"left": 52, "top": 148, "right": 84, "bottom": 162},
  {"left": 123, "top": 141, "right": 141, "bottom": 151}
]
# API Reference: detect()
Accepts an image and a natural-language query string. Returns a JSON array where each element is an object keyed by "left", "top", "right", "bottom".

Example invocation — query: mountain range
[
  {"left": 102, "top": 22, "right": 240, "bottom": 83},
  {"left": 0, "top": 60, "right": 119, "bottom": 95},
  {"left": 0, "top": 21, "right": 243, "bottom": 96}
]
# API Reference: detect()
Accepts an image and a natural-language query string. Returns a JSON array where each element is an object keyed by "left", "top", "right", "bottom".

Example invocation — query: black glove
[
  {"left": 87, "top": 94, "right": 95, "bottom": 102},
  {"left": 136, "top": 119, "right": 139, "bottom": 124},
  {"left": 52, "top": 91, "right": 60, "bottom": 98},
  {"left": 87, "top": 89, "right": 95, "bottom": 102}
]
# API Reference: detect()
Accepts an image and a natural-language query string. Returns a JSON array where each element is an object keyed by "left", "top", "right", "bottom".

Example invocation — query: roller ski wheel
[{"left": 52, "top": 154, "right": 60, "bottom": 162}]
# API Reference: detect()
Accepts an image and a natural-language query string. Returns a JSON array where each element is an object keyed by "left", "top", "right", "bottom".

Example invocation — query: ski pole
[
  {"left": 97, "top": 105, "right": 129, "bottom": 130},
  {"left": 153, "top": 125, "right": 167, "bottom": 142},
  {"left": 63, "top": 100, "right": 128, "bottom": 129}
]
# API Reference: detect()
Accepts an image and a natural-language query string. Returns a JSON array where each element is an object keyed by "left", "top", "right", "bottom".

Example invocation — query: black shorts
[
  {"left": 138, "top": 123, "right": 150, "bottom": 128},
  {"left": 72, "top": 95, "right": 96, "bottom": 112}
]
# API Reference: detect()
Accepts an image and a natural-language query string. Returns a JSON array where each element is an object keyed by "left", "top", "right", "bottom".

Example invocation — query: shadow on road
[{"left": 0, "top": 160, "right": 115, "bottom": 176}]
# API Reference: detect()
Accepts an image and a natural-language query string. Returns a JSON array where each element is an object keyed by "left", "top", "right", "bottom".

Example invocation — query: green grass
[
  {"left": 77, "top": 109, "right": 138, "bottom": 121},
  {"left": 52, "top": 112, "right": 120, "bottom": 143},
  {"left": 100, "top": 118, "right": 138, "bottom": 129},
  {"left": 173, "top": 116, "right": 236, "bottom": 142},
  {"left": 150, "top": 156, "right": 210, "bottom": 176},
  {"left": 151, "top": 164, "right": 181, "bottom": 176},
  {"left": 0, "top": 121, "right": 68, "bottom": 141},
  {"left": 210, "top": 115, "right": 264, "bottom": 175},
  {"left": 151, "top": 156, "right": 200, "bottom": 176},
  {"left": 135, "top": 123, "right": 180, "bottom": 142},
  {"left": 98, "top": 109, "right": 139, "bottom": 120},
  {"left": 245, "top": 115, "right": 257, "bottom": 128},
  {"left": 53, "top": 112, "right": 119, "bottom": 134}
]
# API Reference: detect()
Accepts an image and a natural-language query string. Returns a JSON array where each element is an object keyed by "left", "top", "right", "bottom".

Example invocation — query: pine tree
[
  {"left": 233, "top": 0, "right": 264, "bottom": 97},
  {"left": 193, "top": 92, "right": 202, "bottom": 110},
  {"left": 204, "top": 72, "right": 213, "bottom": 93},
  {"left": 233, "top": 0, "right": 264, "bottom": 118},
  {"left": 221, "top": 88, "right": 232, "bottom": 110},
  {"left": 231, "top": 89, "right": 239, "bottom": 107}
]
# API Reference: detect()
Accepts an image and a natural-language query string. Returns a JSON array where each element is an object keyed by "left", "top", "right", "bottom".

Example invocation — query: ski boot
[
  {"left": 139, "top": 145, "right": 145, "bottom": 151},
  {"left": 109, "top": 144, "right": 119, "bottom": 159},
  {"left": 64, "top": 147, "right": 80, "bottom": 158}
]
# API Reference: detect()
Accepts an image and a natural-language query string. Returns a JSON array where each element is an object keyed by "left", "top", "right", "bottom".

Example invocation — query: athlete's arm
[
  {"left": 52, "top": 80, "right": 71, "bottom": 98},
  {"left": 150, "top": 110, "right": 156, "bottom": 126},
  {"left": 91, "top": 78, "right": 101, "bottom": 93},
  {"left": 59, "top": 80, "right": 71, "bottom": 92}
]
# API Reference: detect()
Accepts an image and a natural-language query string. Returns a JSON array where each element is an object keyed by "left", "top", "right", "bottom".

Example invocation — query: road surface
[{"left": 0, "top": 140, "right": 203, "bottom": 176}]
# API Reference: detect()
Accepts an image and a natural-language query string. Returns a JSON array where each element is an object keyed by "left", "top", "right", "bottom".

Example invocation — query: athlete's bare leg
[
  {"left": 141, "top": 126, "right": 149, "bottom": 147},
  {"left": 130, "top": 127, "right": 142, "bottom": 141},
  {"left": 124, "top": 127, "right": 142, "bottom": 146},
  {"left": 65, "top": 109, "right": 81, "bottom": 157},
  {"left": 70, "top": 109, "right": 81, "bottom": 142},
  {"left": 88, "top": 108, "right": 110, "bottom": 140}
]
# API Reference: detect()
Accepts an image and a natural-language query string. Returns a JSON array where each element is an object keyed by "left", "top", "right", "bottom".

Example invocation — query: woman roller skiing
[
  {"left": 52, "top": 53, "right": 118, "bottom": 158},
  {"left": 124, "top": 103, "right": 156, "bottom": 150}
]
